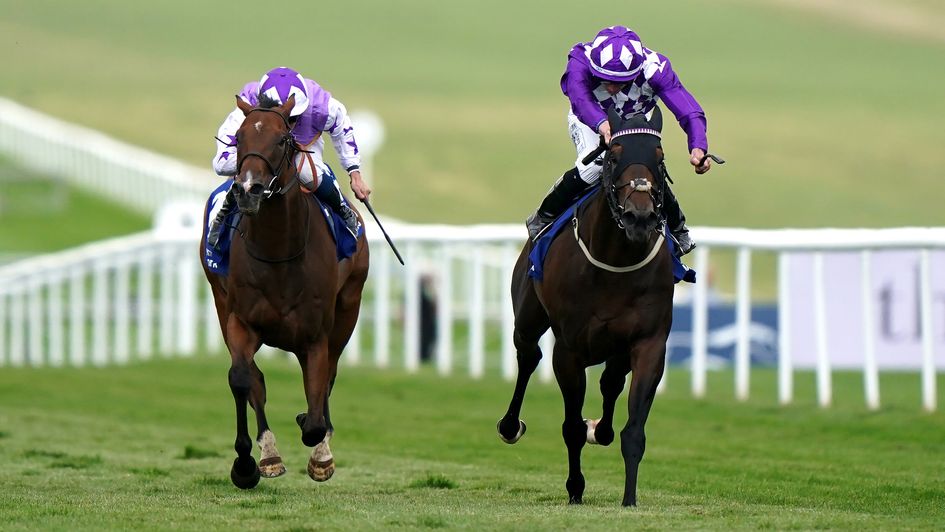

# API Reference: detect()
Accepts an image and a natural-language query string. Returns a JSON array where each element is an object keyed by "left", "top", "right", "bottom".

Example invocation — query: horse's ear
[
  {"left": 607, "top": 107, "right": 623, "bottom": 132},
  {"left": 648, "top": 105, "right": 663, "bottom": 133},
  {"left": 279, "top": 94, "right": 296, "bottom": 118},
  {"left": 236, "top": 95, "right": 253, "bottom": 116}
]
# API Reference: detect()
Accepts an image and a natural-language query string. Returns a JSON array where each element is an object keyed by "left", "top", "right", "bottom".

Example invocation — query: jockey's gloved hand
[{"left": 689, "top": 148, "right": 711, "bottom": 174}]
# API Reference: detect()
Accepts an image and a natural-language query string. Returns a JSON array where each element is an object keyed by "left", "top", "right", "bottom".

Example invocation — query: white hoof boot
[
  {"left": 585, "top": 419, "right": 600, "bottom": 445},
  {"left": 257, "top": 430, "right": 286, "bottom": 478},
  {"left": 497, "top": 419, "right": 527, "bottom": 444},
  {"left": 308, "top": 432, "right": 335, "bottom": 482}
]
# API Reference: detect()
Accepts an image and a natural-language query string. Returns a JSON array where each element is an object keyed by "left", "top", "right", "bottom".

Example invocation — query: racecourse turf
[{"left": 0, "top": 355, "right": 942, "bottom": 530}]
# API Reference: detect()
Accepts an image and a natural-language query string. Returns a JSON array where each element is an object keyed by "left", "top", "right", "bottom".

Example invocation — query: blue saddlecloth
[
  {"left": 527, "top": 189, "right": 695, "bottom": 283},
  {"left": 202, "top": 179, "right": 361, "bottom": 275}
]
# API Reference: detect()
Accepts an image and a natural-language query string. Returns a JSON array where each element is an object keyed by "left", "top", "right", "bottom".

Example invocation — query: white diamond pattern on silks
[
  {"left": 619, "top": 45, "right": 634, "bottom": 69},
  {"left": 599, "top": 44, "right": 614, "bottom": 68}
]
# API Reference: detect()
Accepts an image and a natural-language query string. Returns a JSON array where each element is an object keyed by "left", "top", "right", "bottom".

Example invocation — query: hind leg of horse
[
  {"left": 586, "top": 358, "right": 631, "bottom": 447},
  {"left": 553, "top": 345, "right": 588, "bottom": 504},
  {"left": 620, "top": 337, "right": 666, "bottom": 506},
  {"left": 248, "top": 361, "right": 286, "bottom": 478},
  {"left": 498, "top": 258, "right": 549, "bottom": 443},
  {"left": 225, "top": 316, "right": 263, "bottom": 489}
]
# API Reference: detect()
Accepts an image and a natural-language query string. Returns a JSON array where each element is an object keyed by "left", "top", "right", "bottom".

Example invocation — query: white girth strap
[{"left": 572, "top": 217, "right": 664, "bottom": 273}]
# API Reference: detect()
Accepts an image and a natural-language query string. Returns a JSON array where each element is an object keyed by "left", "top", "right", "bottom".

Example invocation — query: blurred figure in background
[
  {"left": 208, "top": 67, "right": 372, "bottom": 248},
  {"left": 526, "top": 25, "right": 712, "bottom": 256},
  {"left": 419, "top": 274, "right": 438, "bottom": 363}
]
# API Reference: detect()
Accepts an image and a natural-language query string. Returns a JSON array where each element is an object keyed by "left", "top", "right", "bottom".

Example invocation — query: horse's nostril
[{"left": 248, "top": 183, "right": 264, "bottom": 196}]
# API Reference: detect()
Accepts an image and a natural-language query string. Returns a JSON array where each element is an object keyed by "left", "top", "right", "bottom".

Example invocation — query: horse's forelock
[{"left": 257, "top": 93, "right": 281, "bottom": 110}]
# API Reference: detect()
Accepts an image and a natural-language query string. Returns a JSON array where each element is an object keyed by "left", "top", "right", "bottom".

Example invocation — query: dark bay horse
[
  {"left": 498, "top": 107, "right": 674, "bottom": 506},
  {"left": 201, "top": 94, "right": 369, "bottom": 489}
]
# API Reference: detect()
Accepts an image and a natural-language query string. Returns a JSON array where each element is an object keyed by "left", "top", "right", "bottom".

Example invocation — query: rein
[{"left": 571, "top": 216, "right": 665, "bottom": 273}]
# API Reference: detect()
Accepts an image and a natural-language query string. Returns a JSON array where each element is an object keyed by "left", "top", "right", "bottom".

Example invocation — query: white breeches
[{"left": 568, "top": 111, "right": 604, "bottom": 185}]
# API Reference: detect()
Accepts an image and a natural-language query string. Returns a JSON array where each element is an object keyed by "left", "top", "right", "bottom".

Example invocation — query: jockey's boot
[
  {"left": 206, "top": 185, "right": 237, "bottom": 251},
  {"left": 525, "top": 167, "right": 588, "bottom": 241},
  {"left": 663, "top": 182, "right": 695, "bottom": 257},
  {"left": 315, "top": 173, "right": 360, "bottom": 237}
]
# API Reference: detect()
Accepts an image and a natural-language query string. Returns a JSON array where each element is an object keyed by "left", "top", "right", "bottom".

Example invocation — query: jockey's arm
[
  {"left": 649, "top": 57, "right": 709, "bottom": 172},
  {"left": 212, "top": 108, "right": 243, "bottom": 176},
  {"left": 325, "top": 98, "right": 371, "bottom": 200}
]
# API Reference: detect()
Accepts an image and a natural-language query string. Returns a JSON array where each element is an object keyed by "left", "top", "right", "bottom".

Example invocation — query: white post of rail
[
  {"left": 436, "top": 244, "right": 453, "bottom": 376},
  {"left": 374, "top": 246, "right": 391, "bottom": 368},
  {"left": 113, "top": 258, "right": 130, "bottom": 364},
  {"left": 469, "top": 246, "right": 485, "bottom": 379},
  {"left": 137, "top": 251, "right": 154, "bottom": 359},
  {"left": 28, "top": 273, "right": 44, "bottom": 365},
  {"left": 813, "top": 253, "right": 832, "bottom": 408},
  {"left": 735, "top": 247, "right": 752, "bottom": 401},
  {"left": 0, "top": 292, "right": 7, "bottom": 366},
  {"left": 176, "top": 249, "right": 197, "bottom": 355},
  {"left": 48, "top": 272, "right": 64, "bottom": 367},
  {"left": 919, "top": 249, "right": 937, "bottom": 412},
  {"left": 92, "top": 259, "right": 109, "bottom": 366},
  {"left": 10, "top": 288, "right": 24, "bottom": 366},
  {"left": 861, "top": 250, "right": 880, "bottom": 410},
  {"left": 777, "top": 253, "right": 793, "bottom": 405},
  {"left": 691, "top": 246, "right": 709, "bottom": 398},
  {"left": 158, "top": 243, "right": 174, "bottom": 355},
  {"left": 69, "top": 267, "right": 86, "bottom": 366}
]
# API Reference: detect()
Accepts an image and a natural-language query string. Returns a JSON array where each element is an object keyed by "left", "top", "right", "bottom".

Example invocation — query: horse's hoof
[
  {"left": 568, "top": 495, "right": 583, "bottom": 505},
  {"left": 497, "top": 419, "right": 527, "bottom": 444},
  {"left": 584, "top": 418, "right": 613, "bottom": 446},
  {"left": 230, "top": 456, "right": 261, "bottom": 489},
  {"left": 307, "top": 456, "right": 335, "bottom": 482},
  {"left": 258, "top": 456, "right": 286, "bottom": 478}
]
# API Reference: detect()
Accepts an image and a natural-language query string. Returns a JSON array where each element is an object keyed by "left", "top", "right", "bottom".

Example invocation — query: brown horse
[
  {"left": 498, "top": 107, "right": 674, "bottom": 506},
  {"left": 201, "top": 94, "right": 369, "bottom": 489}
]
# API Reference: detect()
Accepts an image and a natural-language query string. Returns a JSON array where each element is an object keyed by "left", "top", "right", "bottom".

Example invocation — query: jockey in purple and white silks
[
  {"left": 207, "top": 67, "right": 371, "bottom": 248},
  {"left": 526, "top": 26, "right": 712, "bottom": 256}
]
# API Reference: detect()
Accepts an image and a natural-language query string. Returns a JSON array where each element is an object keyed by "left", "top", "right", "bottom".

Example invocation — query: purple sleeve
[
  {"left": 237, "top": 82, "right": 260, "bottom": 106},
  {"left": 560, "top": 52, "right": 607, "bottom": 132},
  {"left": 649, "top": 57, "right": 708, "bottom": 152}
]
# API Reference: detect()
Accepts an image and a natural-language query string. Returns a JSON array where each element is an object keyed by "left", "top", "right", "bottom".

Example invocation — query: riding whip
[{"left": 360, "top": 198, "right": 405, "bottom": 265}]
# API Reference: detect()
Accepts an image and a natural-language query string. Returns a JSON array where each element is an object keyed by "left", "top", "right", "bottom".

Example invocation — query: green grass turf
[
  {"left": 0, "top": 156, "right": 149, "bottom": 254},
  {"left": 0, "top": 355, "right": 942, "bottom": 529},
  {"left": 1, "top": 0, "right": 943, "bottom": 228}
]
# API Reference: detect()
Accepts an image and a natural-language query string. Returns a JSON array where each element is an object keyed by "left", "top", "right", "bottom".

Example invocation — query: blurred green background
[{"left": 1, "top": 0, "right": 943, "bottom": 243}]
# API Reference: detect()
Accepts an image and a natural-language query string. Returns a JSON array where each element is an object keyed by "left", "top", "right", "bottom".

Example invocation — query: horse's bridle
[
  {"left": 601, "top": 127, "right": 666, "bottom": 232},
  {"left": 235, "top": 108, "right": 300, "bottom": 198}
]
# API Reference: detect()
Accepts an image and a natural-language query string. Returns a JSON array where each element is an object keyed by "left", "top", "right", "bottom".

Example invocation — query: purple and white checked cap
[
  {"left": 584, "top": 26, "right": 645, "bottom": 83},
  {"left": 258, "top": 67, "right": 310, "bottom": 117}
]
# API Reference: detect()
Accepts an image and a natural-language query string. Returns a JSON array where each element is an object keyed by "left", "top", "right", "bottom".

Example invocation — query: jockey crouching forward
[
  {"left": 526, "top": 26, "right": 711, "bottom": 256},
  {"left": 208, "top": 66, "right": 371, "bottom": 249}
]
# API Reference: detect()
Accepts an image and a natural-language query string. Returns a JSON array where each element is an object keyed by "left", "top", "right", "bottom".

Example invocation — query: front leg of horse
[
  {"left": 224, "top": 317, "right": 263, "bottom": 489},
  {"left": 554, "top": 348, "right": 588, "bottom": 504},
  {"left": 228, "top": 359, "right": 261, "bottom": 489},
  {"left": 296, "top": 338, "right": 335, "bottom": 482},
  {"left": 619, "top": 341, "right": 666, "bottom": 506}
]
